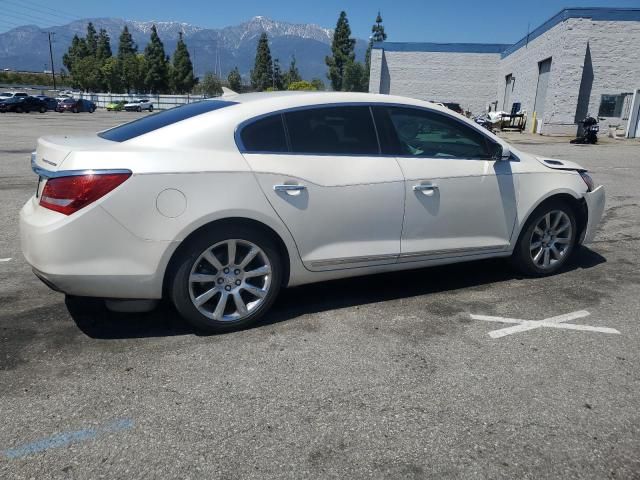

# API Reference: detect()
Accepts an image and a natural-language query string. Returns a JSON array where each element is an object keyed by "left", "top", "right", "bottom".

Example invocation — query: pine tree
[
  {"left": 117, "top": 25, "right": 137, "bottom": 59},
  {"left": 325, "top": 11, "right": 356, "bottom": 91},
  {"left": 365, "top": 11, "right": 387, "bottom": 92},
  {"left": 272, "top": 58, "right": 284, "bottom": 90},
  {"left": 85, "top": 22, "right": 98, "bottom": 56},
  {"left": 283, "top": 55, "right": 301, "bottom": 89},
  {"left": 143, "top": 25, "right": 170, "bottom": 94},
  {"left": 227, "top": 66, "right": 242, "bottom": 92},
  {"left": 171, "top": 32, "right": 196, "bottom": 93},
  {"left": 250, "top": 32, "right": 273, "bottom": 91},
  {"left": 343, "top": 61, "right": 368, "bottom": 92},
  {"left": 62, "top": 34, "right": 87, "bottom": 74},
  {"left": 96, "top": 29, "right": 112, "bottom": 61},
  {"left": 118, "top": 26, "right": 138, "bottom": 93}
]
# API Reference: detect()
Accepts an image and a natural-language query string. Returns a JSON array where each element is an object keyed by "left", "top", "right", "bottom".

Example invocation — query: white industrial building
[{"left": 369, "top": 7, "right": 640, "bottom": 137}]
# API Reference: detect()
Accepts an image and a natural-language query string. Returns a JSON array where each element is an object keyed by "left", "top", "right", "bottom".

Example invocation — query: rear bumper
[
  {"left": 20, "top": 197, "right": 177, "bottom": 299},
  {"left": 581, "top": 185, "right": 605, "bottom": 244}
]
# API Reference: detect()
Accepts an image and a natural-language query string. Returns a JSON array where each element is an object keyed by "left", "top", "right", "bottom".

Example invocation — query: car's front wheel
[
  {"left": 512, "top": 200, "right": 577, "bottom": 276},
  {"left": 170, "top": 225, "right": 282, "bottom": 333}
]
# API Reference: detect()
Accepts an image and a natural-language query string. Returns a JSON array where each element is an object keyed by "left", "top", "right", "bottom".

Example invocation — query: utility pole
[{"left": 45, "top": 31, "right": 56, "bottom": 90}]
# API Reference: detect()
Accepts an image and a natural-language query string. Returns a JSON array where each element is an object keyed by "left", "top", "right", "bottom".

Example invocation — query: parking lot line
[{"left": 470, "top": 310, "right": 621, "bottom": 338}]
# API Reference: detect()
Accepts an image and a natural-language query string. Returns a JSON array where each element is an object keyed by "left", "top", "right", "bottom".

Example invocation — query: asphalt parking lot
[{"left": 1, "top": 110, "right": 639, "bottom": 479}]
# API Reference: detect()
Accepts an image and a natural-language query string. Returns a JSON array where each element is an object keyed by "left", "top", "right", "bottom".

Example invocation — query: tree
[
  {"left": 117, "top": 25, "right": 137, "bottom": 58},
  {"left": 283, "top": 55, "right": 301, "bottom": 89},
  {"left": 96, "top": 29, "right": 112, "bottom": 61},
  {"left": 118, "top": 26, "right": 138, "bottom": 93},
  {"left": 101, "top": 56, "right": 122, "bottom": 92},
  {"left": 62, "top": 34, "right": 87, "bottom": 74},
  {"left": 365, "top": 11, "right": 387, "bottom": 85},
  {"left": 250, "top": 32, "right": 273, "bottom": 91},
  {"left": 287, "top": 80, "right": 317, "bottom": 91},
  {"left": 325, "top": 11, "right": 356, "bottom": 91},
  {"left": 195, "top": 72, "right": 223, "bottom": 96},
  {"left": 310, "top": 78, "right": 325, "bottom": 91},
  {"left": 85, "top": 22, "right": 98, "bottom": 56},
  {"left": 272, "top": 58, "right": 284, "bottom": 90},
  {"left": 343, "top": 61, "right": 368, "bottom": 92},
  {"left": 171, "top": 32, "right": 196, "bottom": 93},
  {"left": 73, "top": 56, "right": 102, "bottom": 91},
  {"left": 227, "top": 66, "right": 242, "bottom": 92},
  {"left": 144, "top": 25, "right": 170, "bottom": 93}
]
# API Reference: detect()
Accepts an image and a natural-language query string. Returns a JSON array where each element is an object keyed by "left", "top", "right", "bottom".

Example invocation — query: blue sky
[{"left": 1, "top": 0, "right": 640, "bottom": 41}]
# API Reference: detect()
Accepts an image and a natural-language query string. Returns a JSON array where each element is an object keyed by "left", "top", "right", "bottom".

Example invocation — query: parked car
[
  {"left": 0, "top": 91, "right": 29, "bottom": 101},
  {"left": 106, "top": 100, "right": 127, "bottom": 111},
  {"left": 35, "top": 95, "right": 59, "bottom": 111},
  {"left": 124, "top": 98, "right": 153, "bottom": 112},
  {"left": 0, "top": 96, "right": 48, "bottom": 113},
  {"left": 443, "top": 102, "right": 464, "bottom": 115},
  {"left": 56, "top": 98, "right": 96, "bottom": 113},
  {"left": 21, "top": 92, "right": 605, "bottom": 333}
]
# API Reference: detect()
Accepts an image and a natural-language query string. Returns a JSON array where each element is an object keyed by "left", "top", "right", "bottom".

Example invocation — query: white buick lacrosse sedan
[{"left": 21, "top": 92, "right": 605, "bottom": 332}]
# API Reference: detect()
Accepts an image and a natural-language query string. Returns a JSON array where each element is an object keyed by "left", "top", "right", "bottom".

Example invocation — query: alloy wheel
[
  {"left": 188, "top": 239, "right": 272, "bottom": 322},
  {"left": 529, "top": 210, "right": 573, "bottom": 269}
]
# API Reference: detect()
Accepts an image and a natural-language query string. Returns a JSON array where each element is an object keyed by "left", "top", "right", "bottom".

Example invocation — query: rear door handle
[
  {"left": 274, "top": 184, "right": 307, "bottom": 196},
  {"left": 413, "top": 183, "right": 438, "bottom": 196}
]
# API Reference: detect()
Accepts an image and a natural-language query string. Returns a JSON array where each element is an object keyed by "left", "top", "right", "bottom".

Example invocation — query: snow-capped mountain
[{"left": 0, "top": 16, "right": 365, "bottom": 81}]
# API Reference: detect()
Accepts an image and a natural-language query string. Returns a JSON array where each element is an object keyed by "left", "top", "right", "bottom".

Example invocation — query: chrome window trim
[
  {"left": 31, "top": 153, "right": 131, "bottom": 179},
  {"left": 234, "top": 101, "right": 500, "bottom": 157}
]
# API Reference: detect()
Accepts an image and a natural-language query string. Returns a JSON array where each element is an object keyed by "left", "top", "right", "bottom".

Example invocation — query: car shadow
[{"left": 68, "top": 246, "right": 606, "bottom": 339}]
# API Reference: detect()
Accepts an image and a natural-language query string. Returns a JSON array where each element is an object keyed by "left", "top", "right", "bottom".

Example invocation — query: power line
[{"left": 15, "top": 0, "right": 84, "bottom": 23}]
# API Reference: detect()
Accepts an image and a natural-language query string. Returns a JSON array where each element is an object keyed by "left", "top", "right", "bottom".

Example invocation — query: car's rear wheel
[
  {"left": 512, "top": 200, "right": 577, "bottom": 276},
  {"left": 137, "top": 106, "right": 142, "bottom": 112},
  {"left": 170, "top": 226, "right": 282, "bottom": 333},
  {"left": 148, "top": 105, "right": 153, "bottom": 112}
]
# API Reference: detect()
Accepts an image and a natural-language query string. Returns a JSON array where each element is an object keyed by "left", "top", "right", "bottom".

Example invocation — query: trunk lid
[{"left": 33, "top": 135, "right": 120, "bottom": 172}]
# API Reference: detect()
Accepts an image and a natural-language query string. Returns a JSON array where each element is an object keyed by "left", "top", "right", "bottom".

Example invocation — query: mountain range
[{"left": 0, "top": 16, "right": 368, "bottom": 81}]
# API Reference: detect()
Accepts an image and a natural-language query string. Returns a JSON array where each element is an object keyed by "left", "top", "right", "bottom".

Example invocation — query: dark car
[
  {"left": 35, "top": 95, "right": 59, "bottom": 111},
  {"left": 443, "top": 102, "right": 464, "bottom": 115},
  {"left": 0, "top": 96, "right": 48, "bottom": 113},
  {"left": 56, "top": 98, "right": 96, "bottom": 113}
]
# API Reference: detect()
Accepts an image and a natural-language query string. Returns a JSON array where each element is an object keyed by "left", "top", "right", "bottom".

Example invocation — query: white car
[
  {"left": 124, "top": 98, "right": 153, "bottom": 112},
  {"left": 0, "top": 91, "right": 28, "bottom": 101},
  {"left": 20, "top": 92, "right": 605, "bottom": 332}
]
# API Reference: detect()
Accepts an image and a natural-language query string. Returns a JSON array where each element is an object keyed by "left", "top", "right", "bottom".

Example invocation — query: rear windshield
[{"left": 98, "top": 100, "right": 237, "bottom": 142}]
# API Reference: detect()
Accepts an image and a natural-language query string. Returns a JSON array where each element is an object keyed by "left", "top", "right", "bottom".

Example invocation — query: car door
[
  {"left": 373, "top": 106, "right": 517, "bottom": 261},
  {"left": 240, "top": 105, "right": 405, "bottom": 271}
]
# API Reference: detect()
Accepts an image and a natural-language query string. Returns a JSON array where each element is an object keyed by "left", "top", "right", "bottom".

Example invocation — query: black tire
[
  {"left": 170, "top": 224, "right": 283, "bottom": 333},
  {"left": 39, "top": 106, "right": 46, "bottom": 113},
  {"left": 137, "top": 106, "right": 142, "bottom": 112},
  {"left": 512, "top": 199, "right": 577, "bottom": 276},
  {"left": 72, "top": 107, "right": 78, "bottom": 113},
  {"left": 16, "top": 106, "right": 23, "bottom": 113},
  {"left": 149, "top": 105, "right": 153, "bottom": 112}
]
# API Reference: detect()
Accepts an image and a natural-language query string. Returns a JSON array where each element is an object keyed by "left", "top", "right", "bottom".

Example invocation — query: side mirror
[{"left": 500, "top": 144, "right": 511, "bottom": 160}]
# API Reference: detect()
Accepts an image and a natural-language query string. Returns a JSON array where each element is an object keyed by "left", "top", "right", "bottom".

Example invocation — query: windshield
[{"left": 98, "top": 100, "right": 237, "bottom": 142}]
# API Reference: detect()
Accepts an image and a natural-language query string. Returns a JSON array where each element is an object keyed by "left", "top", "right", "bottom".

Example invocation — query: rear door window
[
  {"left": 375, "top": 106, "right": 493, "bottom": 159},
  {"left": 240, "top": 114, "right": 288, "bottom": 153},
  {"left": 283, "top": 106, "right": 379, "bottom": 155}
]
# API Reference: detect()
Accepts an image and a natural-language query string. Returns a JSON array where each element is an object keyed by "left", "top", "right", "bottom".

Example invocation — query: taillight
[{"left": 40, "top": 172, "right": 131, "bottom": 215}]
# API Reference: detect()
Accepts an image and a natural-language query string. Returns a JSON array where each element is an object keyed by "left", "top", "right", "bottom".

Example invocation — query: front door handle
[
  {"left": 413, "top": 183, "right": 438, "bottom": 196},
  {"left": 274, "top": 184, "right": 307, "bottom": 196}
]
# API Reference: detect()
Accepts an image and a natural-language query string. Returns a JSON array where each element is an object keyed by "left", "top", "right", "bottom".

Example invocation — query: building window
[{"left": 598, "top": 94, "right": 632, "bottom": 118}]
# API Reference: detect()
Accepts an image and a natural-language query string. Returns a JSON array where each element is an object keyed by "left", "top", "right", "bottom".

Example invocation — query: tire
[
  {"left": 16, "top": 106, "right": 23, "bottom": 113},
  {"left": 72, "top": 107, "right": 78, "bottom": 113},
  {"left": 148, "top": 105, "right": 153, "bottom": 112},
  {"left": 512, "top": 200, "right": 577, "bottom": 276},
  {"left": 170, "top": 224, "right": 283, "bottom": 333},
  {"left": 137, "top": 106, "right": 142, "bottom": 112},
  {"left": 39, "top": 106, "right": 46, "bottom": 113}
]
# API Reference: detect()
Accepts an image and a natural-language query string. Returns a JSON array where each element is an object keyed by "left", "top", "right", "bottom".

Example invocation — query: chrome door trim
[
  {"left": 308, "top": 253, "right": 398, "bottom": 268},
  {"left": 31, "top": 153, "right": 131, "bottom": 179}
]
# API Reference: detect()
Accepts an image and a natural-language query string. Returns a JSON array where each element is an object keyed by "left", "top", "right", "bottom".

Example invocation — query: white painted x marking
[{"left": 470, "top": 310, "right": 620, "bottom": 338}]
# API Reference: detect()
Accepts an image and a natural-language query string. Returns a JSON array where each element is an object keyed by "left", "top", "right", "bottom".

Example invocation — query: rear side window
[
  {"left": 99, "top": 100, "right": 237, "bottom": 142},
  {"left": 240, "top": 114, "right": 288, "bottom": 152},
  {"left": 284, "top": 106, "right": 379, "bottom": 155},
  {"left": 376, "top": 106, "right": 493, "bottom": 159}
]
